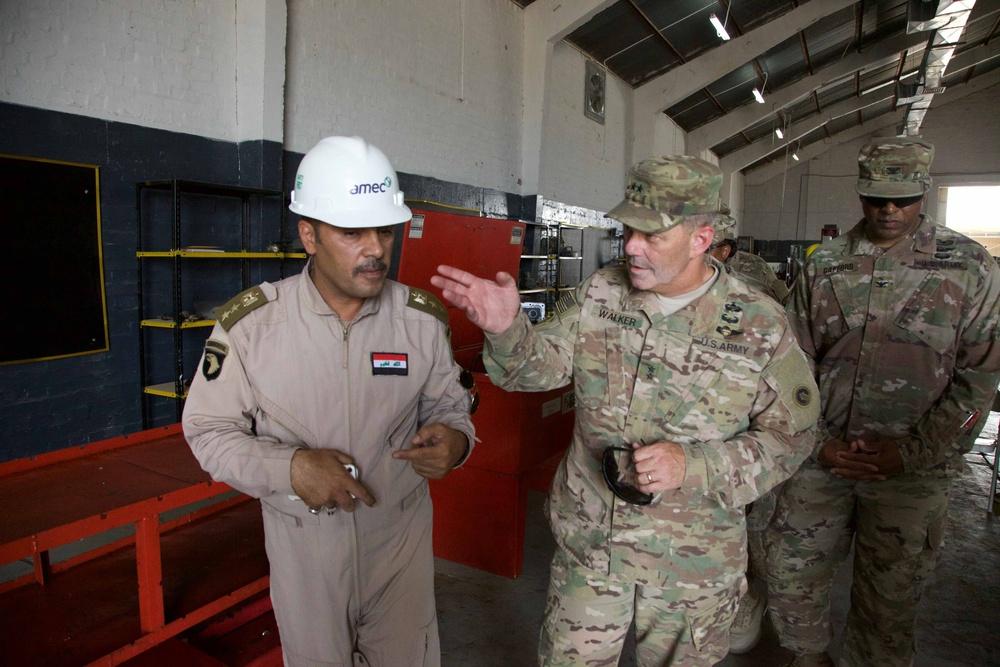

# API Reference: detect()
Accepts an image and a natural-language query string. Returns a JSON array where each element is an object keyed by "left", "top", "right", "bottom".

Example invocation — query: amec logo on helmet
[{"left": 350, "top": 176, "right": 392, "bottom": 195}]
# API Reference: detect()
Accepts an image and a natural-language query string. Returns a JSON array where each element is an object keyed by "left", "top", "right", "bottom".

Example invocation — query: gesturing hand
[
  {"left": 392, "top": 423, "right": 469, "bottom": 479},
  {"left": 430, "top": 265, "right": 522, "bottom": 335}
]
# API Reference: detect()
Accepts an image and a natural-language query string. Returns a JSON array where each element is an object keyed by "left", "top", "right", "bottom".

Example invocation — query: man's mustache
[{"left": 353, "top": 260, "right": 388, "bottom": 276}]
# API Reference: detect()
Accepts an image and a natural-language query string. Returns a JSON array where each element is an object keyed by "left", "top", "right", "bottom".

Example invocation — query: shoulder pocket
[
  {"left": 829, "top": 273, "right": 867, "bottom": 331},
  {"left": 765, "top": 349, "right": 820, "bottom": 433},
  {"left": 574, "top": 327, "right": 618, "bottom": 408}
]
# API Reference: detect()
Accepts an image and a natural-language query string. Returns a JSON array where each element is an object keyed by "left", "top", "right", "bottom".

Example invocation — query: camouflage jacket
[
  {"left": 727, "top": 250, "right": 790, "bottom": 303},
  {"left": 483, "top": 263, "right": 818, "bottom": 587},
  {"left": 786, "top": 215, "right": 1000, "bottom": 476}
]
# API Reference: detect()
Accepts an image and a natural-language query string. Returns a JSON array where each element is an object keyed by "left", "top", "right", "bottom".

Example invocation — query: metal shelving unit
[
  {"left": 135, "top": 180, "right": 304, "bottom": 428},
  {"left": 518, "top": 222, "right": 588, "bottom": 318}
]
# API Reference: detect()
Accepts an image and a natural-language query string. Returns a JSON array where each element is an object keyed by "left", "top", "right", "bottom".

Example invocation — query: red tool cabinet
[{"left": 398, "top": 208, "right": 575, "bottom": 578}]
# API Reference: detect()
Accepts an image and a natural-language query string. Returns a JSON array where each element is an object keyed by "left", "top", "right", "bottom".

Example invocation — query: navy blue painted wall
[{"left": 0, "top": 102, "right": 531, "bottom": 462}]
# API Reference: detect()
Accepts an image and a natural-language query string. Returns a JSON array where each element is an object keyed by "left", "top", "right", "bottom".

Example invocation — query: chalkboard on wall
[{"left": 0, "top": 154, "right": 108, "bottom": 365}]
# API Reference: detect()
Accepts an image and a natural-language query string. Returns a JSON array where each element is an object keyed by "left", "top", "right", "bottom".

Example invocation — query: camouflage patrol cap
[
  {"left": 712, "top": 213, "right": 737, "bottom": 243},
  {"left": 856, "top": 137, "right": 934, "bottom": 198},
  {"left": 605, "top": 156, "right": 727, "bottom": 233}
]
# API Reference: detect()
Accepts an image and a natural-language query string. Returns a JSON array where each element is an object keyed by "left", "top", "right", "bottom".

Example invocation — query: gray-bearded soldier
[{"left": 432, "top": 156, "right": 818, "bottom": 666}]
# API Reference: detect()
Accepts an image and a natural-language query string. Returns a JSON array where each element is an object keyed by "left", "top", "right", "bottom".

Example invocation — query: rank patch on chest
[{"left": 372, "top": 352, "right": 408, "bottom": 376}]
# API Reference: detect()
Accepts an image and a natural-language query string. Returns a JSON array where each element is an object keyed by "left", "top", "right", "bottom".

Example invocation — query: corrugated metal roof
[{"left": 507, "top": 0, "right": 1000, "bottom": 172}]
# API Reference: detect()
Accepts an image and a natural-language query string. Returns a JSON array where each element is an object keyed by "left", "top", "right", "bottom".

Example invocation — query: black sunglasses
[
  {"left": 459, "top": 369, "right": 480, "bottom": 415},
  {"left": 861, "top": 194, "right": 924, "bottom": 209},
  {"left": 601, "top": 446, "right": 653, "bottom": 506}
]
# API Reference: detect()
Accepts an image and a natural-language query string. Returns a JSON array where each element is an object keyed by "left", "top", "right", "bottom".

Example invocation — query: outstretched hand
[{"left": 430, "top": 265, "right": 522, "bottom": 335}]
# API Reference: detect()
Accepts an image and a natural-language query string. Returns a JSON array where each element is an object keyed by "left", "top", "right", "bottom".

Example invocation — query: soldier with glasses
[
  {"left": 767, "top": 137, "right": 1000, "bottom": 667},
  {"left": 431, "top": 155, "right": 818, "bottom": 666}
]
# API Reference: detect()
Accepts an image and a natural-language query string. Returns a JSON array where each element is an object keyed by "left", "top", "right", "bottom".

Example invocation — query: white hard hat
[{"left": 289, "top": 136, "right": 412, "bottom": 228}]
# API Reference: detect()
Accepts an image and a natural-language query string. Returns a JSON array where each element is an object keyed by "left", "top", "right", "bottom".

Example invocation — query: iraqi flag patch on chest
[{"left": 371, "top": 352, "right": 408, "bottom": 376}]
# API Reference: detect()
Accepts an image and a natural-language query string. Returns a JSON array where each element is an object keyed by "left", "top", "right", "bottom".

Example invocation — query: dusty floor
[{"left": 434, "top": 452, "right": 1000, "bottom": 666}]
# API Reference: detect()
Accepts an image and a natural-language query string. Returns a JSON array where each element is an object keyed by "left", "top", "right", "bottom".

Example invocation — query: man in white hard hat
[{"left": 183, "top": 136, "right": 475, "bottom": 667}]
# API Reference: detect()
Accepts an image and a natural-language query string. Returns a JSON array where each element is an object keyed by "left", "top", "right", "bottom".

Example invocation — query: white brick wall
[
  {"left": 285, "top": 0, "right": 523, "bottom": 194},
  {"left": 537, "top": 42, "right": 631, "bottom": 213},
  {"left": 1, "top": 0, "right": 238, "bottom": 140},
  {"left": 1, "top": 0, "right": 652, "bottom": 205}
]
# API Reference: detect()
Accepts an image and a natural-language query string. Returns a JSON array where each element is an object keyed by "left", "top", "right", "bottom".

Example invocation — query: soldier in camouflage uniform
[
  {"left": 705, "top": 216, "right": 791, "bottom": 653},
  {"left": 707, "top": 217, "right": 790, "bottom": 303},
  {"left": 431, "top": 156, "right": 819, "bottom": 666},
  {"left": 767, "top": 138, "right": 1000, "bottom": 667}
]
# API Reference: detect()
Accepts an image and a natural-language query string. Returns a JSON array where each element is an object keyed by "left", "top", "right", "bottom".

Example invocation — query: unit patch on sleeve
[
  {"left": 372, "top": 352, "right": 408, "bottom": 376},
  {"left": 202, "top": 339, "right": 229, "bottom": 381}
]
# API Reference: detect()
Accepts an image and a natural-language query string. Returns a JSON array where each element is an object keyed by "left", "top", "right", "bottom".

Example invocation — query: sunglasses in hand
[{"left": 601, "top": 446, "right": 653, "bottom": 506}]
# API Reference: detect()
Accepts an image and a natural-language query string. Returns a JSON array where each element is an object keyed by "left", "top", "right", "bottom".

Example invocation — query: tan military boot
[{"left": 728, "top": 586, "right": 765, "bottom": 653}]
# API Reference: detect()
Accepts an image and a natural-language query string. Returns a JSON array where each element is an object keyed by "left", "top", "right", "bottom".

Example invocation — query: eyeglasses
[
  {"left": 601, "top": 446, "right": 653, "bottom": 505},
  {"left": 860, "top": 194, "right": 924, "bottom": 209},
  {"left": 459, "top": 369, "right": 480, "bottom": 415}
]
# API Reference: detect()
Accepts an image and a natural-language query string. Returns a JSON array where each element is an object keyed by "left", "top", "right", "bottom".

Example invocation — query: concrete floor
[{"left": 434, "top": 452, "right": 1000, "bottom": 666}]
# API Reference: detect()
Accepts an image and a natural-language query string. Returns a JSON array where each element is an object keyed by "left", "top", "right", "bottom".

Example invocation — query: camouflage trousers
[
  {"left": 538, "top": 548, "right": 741, "bottom": 667},
  {"left": 745, "top": 485, "right": 781, "bottom": 587},
  {"left": 765, "top": 459, "right": 950, "bottom": 667}
]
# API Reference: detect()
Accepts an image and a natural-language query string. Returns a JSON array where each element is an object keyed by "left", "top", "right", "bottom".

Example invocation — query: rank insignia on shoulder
[
  {"left": 218, "top": 286, "right": 268, "bottom": 332},
  {"left": 202, "top": 339, "right": 228, "bottom": 381},
  {"left": 407, "top": 288, "right": 449, "bottom": 327}
]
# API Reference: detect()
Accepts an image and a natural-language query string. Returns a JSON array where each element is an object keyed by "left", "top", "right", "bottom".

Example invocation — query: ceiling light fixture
[
  {"left": 752, "top": 87, "right": 765, "bottom": 104},
  {"left": 709, "top": 14, "right": 731, "bottom": 41},
  {"left": 792, "top": 150, "right": 800, "bottom": 161},
  {"left": 775, "top": 128, "right": 784, "bottom": 139}
]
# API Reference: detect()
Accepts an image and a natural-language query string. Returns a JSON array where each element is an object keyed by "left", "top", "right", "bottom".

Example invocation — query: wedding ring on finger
[{"left": 646, "top": 472, "right": 653, "bottom": 483}]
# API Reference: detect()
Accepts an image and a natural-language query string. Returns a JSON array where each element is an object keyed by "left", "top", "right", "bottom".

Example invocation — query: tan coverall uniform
[{"left": 183, "top": 264, "right": 475, "bottom": 667}]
